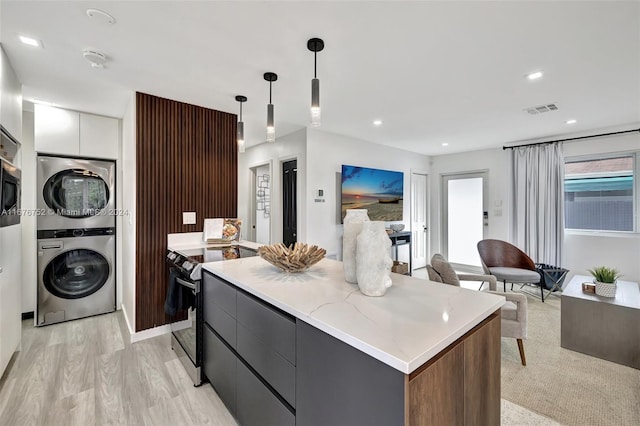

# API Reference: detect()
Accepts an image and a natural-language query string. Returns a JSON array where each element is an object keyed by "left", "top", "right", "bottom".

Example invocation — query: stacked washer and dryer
[{"left": 36, "top": 155, "right": 116, "bottom": 326}]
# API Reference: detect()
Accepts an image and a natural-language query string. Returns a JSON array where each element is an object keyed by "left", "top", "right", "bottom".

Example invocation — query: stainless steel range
[{"left": 165, "top": 245, "right": 258, "bottom": 386}]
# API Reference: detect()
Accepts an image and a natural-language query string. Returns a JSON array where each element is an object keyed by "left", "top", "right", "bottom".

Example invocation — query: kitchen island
[{"left": 202, "top": 257, "right": 505, "bottom": 426}]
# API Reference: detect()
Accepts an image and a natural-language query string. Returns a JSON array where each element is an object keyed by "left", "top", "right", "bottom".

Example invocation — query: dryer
[
  {"left": 37, "top": 155, "right": 115, "bottom": 230},
  {"left": 37, "top": 228, "right": 115, "bottom": 325}
]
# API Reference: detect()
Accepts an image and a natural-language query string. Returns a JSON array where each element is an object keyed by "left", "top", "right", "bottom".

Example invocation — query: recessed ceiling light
[
  {"left": 526, "top": 71, "right": 543, "bottom": 80},
  {"left": 441, "top": 143, "right": 449, "bottom": 146},
  {"left": 19, "top": 35, "right": 41, "bottom": 47},
  {"left": 373, "top": 120, "right": 383, "bottom": 126},
  {"left": 565, "top": 119, "right": 577, "bottom": 125}
]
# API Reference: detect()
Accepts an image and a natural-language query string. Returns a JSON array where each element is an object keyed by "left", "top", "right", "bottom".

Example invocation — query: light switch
[{"left": 183, "top": 212, "right": 196, "bottom": 225}]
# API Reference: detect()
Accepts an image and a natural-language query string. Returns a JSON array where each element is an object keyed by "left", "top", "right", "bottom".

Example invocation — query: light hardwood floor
[
  {"left": 1, "top": 310, "right": 559, "bottom": 426},
  {"left": 0, "top": 312, "right": 237, "bottom": 426}
]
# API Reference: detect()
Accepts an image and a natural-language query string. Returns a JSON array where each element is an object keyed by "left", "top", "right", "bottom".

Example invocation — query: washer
[
  {"left": 37, "top": 155, "right": 115, "bottom": 231},
  {"left": 37, "top": 228, "right": 115, "bottom": 326}
]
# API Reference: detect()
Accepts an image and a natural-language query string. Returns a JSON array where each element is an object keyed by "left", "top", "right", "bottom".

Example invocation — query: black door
[{"left": 282, "top": 160, "right": 297, "bottom": 247}]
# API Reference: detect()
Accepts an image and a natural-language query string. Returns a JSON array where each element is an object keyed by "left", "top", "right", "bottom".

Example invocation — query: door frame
[
  {"left": 410, "top": 169, "right": 429, "bottom": 270},
  {"left": 248, "top": 160, "right": 273, "bottom": 244},
  {"left": 441, "top": 169, "right": 489, "bottom": 273}
]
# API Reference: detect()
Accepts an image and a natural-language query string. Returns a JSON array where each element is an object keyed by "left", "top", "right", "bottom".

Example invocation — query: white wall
[
  {"left": 120, "top": 93, "right": 136, "bottom": 333},
  {"left": 20, "top": 109, "right": 36, "bottom": 313},
  {"left": 429, "top": 147, "right": 512, "bottom": 266},
  {"left": 255, "top": 164, "right": 270, "bottom": 245},
  {"left": 238, "top": 129, "right": 307, "bottom": 245},
  {"left": 429, "top": 129, "right": 640, "bottom": 283},
  {"left": 306, "top": 128, "right": 430, "bottom": 260}
]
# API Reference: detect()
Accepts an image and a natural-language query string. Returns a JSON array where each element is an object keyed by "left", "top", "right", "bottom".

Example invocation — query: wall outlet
[{"left": 183, "top": 212, "right": 196, "bottom": 225}]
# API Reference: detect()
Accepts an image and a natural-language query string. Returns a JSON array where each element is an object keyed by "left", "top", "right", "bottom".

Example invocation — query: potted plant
[{"left": 588, "top": 266, "right": 622, "bottom": 297}]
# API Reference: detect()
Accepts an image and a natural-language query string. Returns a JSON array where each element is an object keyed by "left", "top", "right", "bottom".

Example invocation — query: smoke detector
[{"left": 82, "top": 49, "right": 107, "bottom": 68}]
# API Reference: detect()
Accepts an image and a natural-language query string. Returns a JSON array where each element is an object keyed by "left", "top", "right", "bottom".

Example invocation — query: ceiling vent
[
  {"left": 524, "top": 103, "right": 558, "bottom": 115},
  {"left": 82, "top": 49, "right": 107, "bottom": 68}
]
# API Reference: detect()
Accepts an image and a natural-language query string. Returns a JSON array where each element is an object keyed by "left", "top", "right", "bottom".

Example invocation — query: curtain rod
[{"left": 502, "top": 128, "right": 640, "bottom": 150}]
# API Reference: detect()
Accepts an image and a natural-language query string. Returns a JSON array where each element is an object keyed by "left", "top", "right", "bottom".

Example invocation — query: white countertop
[{"left": 203, "top": 257, "right": 505, "bottom": 374}]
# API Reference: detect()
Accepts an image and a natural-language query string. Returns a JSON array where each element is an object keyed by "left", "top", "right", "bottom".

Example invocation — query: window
[{"left": 564, "top": 156, "right": 635, "bottom": 232}]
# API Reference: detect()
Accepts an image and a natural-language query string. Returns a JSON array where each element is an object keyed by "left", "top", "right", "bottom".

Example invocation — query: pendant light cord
[
  {"left": 314, "top": 51, "right": 317, "bottom": 78},
  {"left": 269, "top": 82, "right": 272, "bottom": 104},
  {"left": 239, "top": 101, "right": 243, "bottom": 121}
]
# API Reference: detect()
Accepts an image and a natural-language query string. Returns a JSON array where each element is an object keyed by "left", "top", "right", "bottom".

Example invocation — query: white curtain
[{"left": 511, "top": 143, "right": 564, "bottom": 266}]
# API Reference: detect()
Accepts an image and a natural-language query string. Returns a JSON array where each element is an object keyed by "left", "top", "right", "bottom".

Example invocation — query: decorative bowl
[
  {"left": 389, "top": 224, "right": 405, "bottom": 232},
  {"left": 258, "top": 243, "right": 326, "bottom": 273}
]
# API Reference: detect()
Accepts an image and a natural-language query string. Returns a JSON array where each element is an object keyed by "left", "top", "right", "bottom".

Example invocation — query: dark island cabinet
[
  {"left": 202, "top": 271, "right": 296, "bottom": 425},
  {"left": 203, "top": 324, "right": 236, "bottom": 414},
  {"left": 203, "top": 270, "right": 500, "bottom": 426}
]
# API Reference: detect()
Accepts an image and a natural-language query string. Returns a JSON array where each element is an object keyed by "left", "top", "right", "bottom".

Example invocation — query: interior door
[
  {"left": 442, "top": 172, "right": 488, "bottom": 270},
  {"left": 282, "top": 160, "right": 297, "bottom": 247},
  {"left": 411, "top": 172, "right": 428, "bottom": 269}
]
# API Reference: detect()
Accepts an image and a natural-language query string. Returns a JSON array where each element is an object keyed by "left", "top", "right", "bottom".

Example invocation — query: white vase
[
  {"left": 343, "top": 209, "right": 370, "bottom": 283},
  {"left": 594, "top": 280, "right": 617, "bottom": 298},
  {"left": 356, "top": 221, "right": 393, "bottom": 296}
]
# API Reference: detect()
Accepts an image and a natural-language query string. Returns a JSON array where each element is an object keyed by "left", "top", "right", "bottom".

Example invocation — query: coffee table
[{"left": 561, "top": 275, "right": 640, "bottom": 369}]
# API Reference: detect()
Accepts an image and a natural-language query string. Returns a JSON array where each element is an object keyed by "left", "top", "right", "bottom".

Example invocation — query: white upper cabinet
[
  {"left": 79, "top": 113, "right": 119, "bottom": 159},
  {"left": 34, "top": 104, "right": 80, "bottom": 156},
  {"left": 34, "top": 104, "right": 119, "bottom": 159}
]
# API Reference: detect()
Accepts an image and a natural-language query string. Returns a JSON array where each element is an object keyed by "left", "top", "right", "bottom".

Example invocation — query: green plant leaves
[{"left": 587, "top": 266, "right": 622, "bottom": 283}]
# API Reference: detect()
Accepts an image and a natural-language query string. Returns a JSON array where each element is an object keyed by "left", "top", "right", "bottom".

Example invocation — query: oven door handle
[{"left": 175, "top": 276, "right": 198, "bottom": 292}]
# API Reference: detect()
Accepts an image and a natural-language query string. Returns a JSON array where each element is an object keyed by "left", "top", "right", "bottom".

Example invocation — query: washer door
[
  {"left": 42, "top": 169, "right": 110, "bottom": 218},
  {"left": 43, "top": 249, "right": 110, "bottom": 299}
]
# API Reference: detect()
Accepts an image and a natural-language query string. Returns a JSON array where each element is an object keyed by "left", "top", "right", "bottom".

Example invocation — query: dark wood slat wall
[{"left": 135, "top": 92, "right": 237, "bottom": 331}]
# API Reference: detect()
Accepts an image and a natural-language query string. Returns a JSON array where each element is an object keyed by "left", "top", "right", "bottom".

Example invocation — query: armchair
[
  {"left": 477, "top": 239, "right": 542, "bottom": 298},
  {"left": 428, "top": 254, "right": 528, "bottom": 366}
]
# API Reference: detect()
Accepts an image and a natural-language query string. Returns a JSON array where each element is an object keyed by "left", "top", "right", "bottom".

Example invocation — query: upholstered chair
[
  {"left": 428, "top": 253, "right": 528, "bottom": 366},
  {"left": 477, "top": 239, "right": 541, "bottom": 297}
]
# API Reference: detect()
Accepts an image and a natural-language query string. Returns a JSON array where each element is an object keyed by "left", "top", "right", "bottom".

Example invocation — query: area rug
[{"left": 499, "top": 293, "right": 640, "bottom": 426}]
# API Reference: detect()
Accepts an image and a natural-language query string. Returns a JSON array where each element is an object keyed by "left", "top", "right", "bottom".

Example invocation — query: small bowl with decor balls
[
  {"left": 258, "top": 242, "right": 326, "bottom": 273},
  {"left": 389, "top": 224, "right": 405, "bottom": 232}
]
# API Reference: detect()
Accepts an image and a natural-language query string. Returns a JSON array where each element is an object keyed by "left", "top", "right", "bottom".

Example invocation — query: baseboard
[
  {"left": 120, "top": 304, "right": 191, "bottom": 343},
  {"left": 129, "top": 323, "right": 172, "bottom": 343},
  {"left": 120, "top": 305, "right": 135, "bottom": 340},
  {"left": 21, "top": 311, "right": 34, "bottom": 320},
  {"left": 127, "top": 318, "right": 191, "bottom": 344}
]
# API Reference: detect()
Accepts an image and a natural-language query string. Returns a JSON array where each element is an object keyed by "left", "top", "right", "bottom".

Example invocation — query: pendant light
[
  {"left": 235, "top": 95, "right": 247, "bottom": 153},
  {"left": 264, "top": 72, "right": 278, "bottom": 142},
  {"left": 307, "top": 38, "right": 324, "bottom": 127}
]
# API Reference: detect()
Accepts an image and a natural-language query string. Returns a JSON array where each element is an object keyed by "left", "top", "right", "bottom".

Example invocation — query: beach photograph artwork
[{"left": 341, "top": 165, "right": 404, "bottom": 221}]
